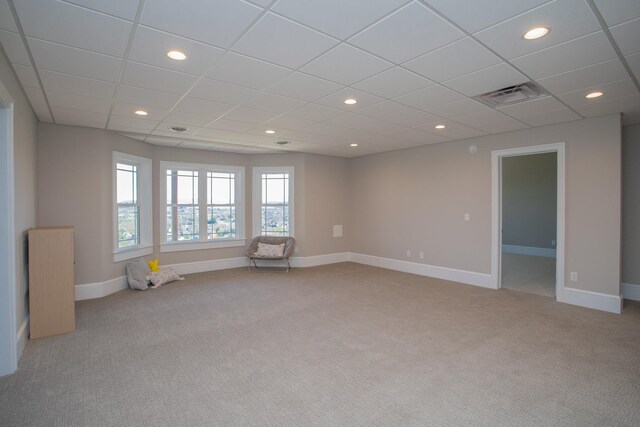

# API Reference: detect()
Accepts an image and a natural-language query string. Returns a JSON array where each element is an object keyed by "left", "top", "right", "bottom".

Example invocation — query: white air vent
[{"left": 472, "top": 82, "right": 547, "bottom": 108}]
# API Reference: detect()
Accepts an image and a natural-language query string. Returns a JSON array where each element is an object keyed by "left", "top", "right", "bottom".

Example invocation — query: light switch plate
[{"left": 333, "top": 224, "right": 343, "bottom": 237}]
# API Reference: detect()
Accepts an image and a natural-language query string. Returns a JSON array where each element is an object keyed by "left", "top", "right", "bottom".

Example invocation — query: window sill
[
  {"left": 113, "top": 245, "right": 153, "bottom": 262},
  {"left": 160, "top": 239, "right": 246, "bottom": 253}
]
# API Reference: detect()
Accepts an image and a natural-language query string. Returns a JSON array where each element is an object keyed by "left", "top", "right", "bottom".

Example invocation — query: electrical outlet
[
  {"left": 419, "top": 252, "right": 424, "bottom": 259},
  {"left": 570, "top": 272, "right": 577, "bottom": 282},
  {"left": 406, "top": 250, "right": 411, "bottom": 258},
  {"left": 294, "top": 246, "right": 299, "bottom": 254},
  {"left": 464, "top": 213, "right": 470, "bottom": 221}
]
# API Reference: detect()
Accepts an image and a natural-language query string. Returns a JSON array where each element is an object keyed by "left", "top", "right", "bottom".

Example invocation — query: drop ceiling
[{"left": 0, "top": 0, "right": 638, "bottom": 157}]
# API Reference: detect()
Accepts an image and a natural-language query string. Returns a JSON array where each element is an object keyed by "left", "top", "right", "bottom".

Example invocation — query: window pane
[
  {"left": 177, "top": 206, "right": 199, "bottom": 240},
  {"left": 117, "top": 206, "right": 139, "bottom": 248},
  {"left": 265, "top": 175, "right": 287, "bottom": 204},
  {"left": 177, "top": 171, "right": 198, "bottom": 204},
  {"left": 166, "top": 172, "right": 173, "bottom": 204},
  {"left": 207, "top": 207, "right": 235, "bottom": 238},
  {"left": 116, "top": 167, "right": 137, "bottom": 204},
  {"left": 208, "top": 173, "right": 233, "bottom": 205},
  {"left": 166, "top": 206, "right": 173, "bottom": 242},
  {"left": 262, "top": 206, "right": 288, "bottom": 235}
]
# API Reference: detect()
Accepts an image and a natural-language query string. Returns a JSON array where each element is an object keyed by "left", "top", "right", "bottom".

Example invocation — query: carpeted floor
[
  {"left": 501, "top": 252, "right": 556, "bottom": 297},
  {"left": 1, "top": 262, "right": 639, "bottom": 426}
]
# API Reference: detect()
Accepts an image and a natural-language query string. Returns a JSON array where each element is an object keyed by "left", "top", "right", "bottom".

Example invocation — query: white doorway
[
  {"left": 0, "top": 80, "right": 17, "bottom": 376},
  {"left": 491, "top": 143, "right": 565, "bottom": 301}
]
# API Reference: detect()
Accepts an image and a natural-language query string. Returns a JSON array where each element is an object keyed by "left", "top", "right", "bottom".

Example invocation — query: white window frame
[
  {"left": 252, "top": 166, "right": 295, "bottom": 237},
  {"left": 160, "top": 161, "right": 245, "bottom": 253},
  {"left": 112, "top": 152, "right": 153, "bottom": 262}
]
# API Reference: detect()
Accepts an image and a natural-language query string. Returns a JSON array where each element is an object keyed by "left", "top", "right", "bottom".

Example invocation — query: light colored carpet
[
  {"left": 501, "top": 252, "right": 556, "bottom": 297},
  {"left": 1, "top": 262, "right": 639, "bottom": 426}
]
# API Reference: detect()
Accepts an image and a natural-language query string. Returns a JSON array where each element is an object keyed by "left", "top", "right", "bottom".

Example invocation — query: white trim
[
  {"left": 75, "top": 276, "right": 128, "bottom": 301},
  {"left": 289, "top": 252, "right": 350, "bottom": 268},
  {"left": 17, "top": 317, "right": 28, "bottom": 358},
  {"left": 622, "top": 282, "right": 640, "bottom": 301},
  {"left": 160, "top": 238, "right": 245, "bottom": 253},
  {"left": 559, "top": 287, "right": 622, "bottom": 314},
  {"left": 252, "top": 166, "right": 295, "bottom": 237},
  {"left": 0, "top": 82, "right": 17, "bottom": 376},
  {"left": 113, "top": 245, "right": 153, "bottom": 262},
  {"left": 113, "top": 152, "right": 153, "bottom": 262},
  {"left": 492, "top": 143, "right": 565, "bottom": 301},
  {"left": 350, "top": 253, "right": 494, "bottom": 289},
  {"left": 502, "top": 245, "right": 556, "bottom": 258},
  {"left": 165, "top": 257, "right": 248, "bottom": 275}
]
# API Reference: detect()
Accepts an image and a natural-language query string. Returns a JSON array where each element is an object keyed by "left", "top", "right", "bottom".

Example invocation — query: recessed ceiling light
[
  {"left": 585, "top": 91, "right": 604, "bottom": 99},
  {"left": 350, "top": 143, "right": 358, "bottom": 147},
  {"left": 134, "top": 110, "right": 148, "bottom": 116},
  {"left": 523, "top": 27, "right": 549, "bottom": 40},
  {"left": 265, "top": 130, "right": 276, "bottom": 134},
  {"left": 435, "top": 124, "right": 446, "bottom": 129},
  {"left": 170, "top": 126, "right": 188, "bottom": 133},
  {"left": 167, "top": 50, "right": 187, "bottom": 61},
  {"left": 344, "top": 98, "right": 357, "bottom": 105}
]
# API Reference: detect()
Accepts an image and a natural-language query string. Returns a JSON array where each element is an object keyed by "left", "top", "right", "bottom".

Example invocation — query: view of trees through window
[{"left": 261, "top": 173, "right": 289, "bottom": 236}]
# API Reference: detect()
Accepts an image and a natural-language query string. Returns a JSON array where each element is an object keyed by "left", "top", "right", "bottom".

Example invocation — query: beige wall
[
  {"left": 351, "top": 114, "right": 621, "bottom": 296},
  {"left": 622, "top": 125, "right": 640, "bottom": 285},
  {"left": 37, "top": 124, "right": 351, "bottom": 283},
  {"left": 0, "top": 48, "right": 38, "bottom": 342},
  {"left": 502, "top": 152, "right": 557, "bottom": 249}
]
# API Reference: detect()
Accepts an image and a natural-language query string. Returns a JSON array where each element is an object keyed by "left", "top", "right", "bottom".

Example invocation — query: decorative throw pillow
[
  {"left": 148, "top": 267, "right": 183, "bottom": 288},
  {"left": 126, "top": 258, "right": 151, "bottom": 290},
  {"left": 255, "top": 242, "right": 285, "bottom": 257},
  {"left": 147, "top": 259, "right": 160, "bottom": 272}
]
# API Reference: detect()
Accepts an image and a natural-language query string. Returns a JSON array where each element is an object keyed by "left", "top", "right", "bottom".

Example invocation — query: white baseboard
[
  {"left": 17, "top": 316, "right": 28, "bottom": 358},
  {"left": 502, "top": 245, "right": 556, "bottom": 258},
  {"left": 350, "top": 252, "right": 494, "bottom": 289},
  {"left": 290, "top": 252, "right": 350, "bottom": 268},
  {"left": 622, "top": 282, "right": 640, "bottom": 301},
  {"left": 559, "top": 287, "right": 622, "bottom": 314},
  {"left": 75, "top": 276, "right": 128, "bottom": 301},
  {"left": 166, "top": 257, "right": 247, "bottom": 275}
]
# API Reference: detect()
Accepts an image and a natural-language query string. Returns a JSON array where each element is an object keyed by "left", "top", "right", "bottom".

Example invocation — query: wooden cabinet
[{"left": 28, "top": 227, "right": 75, "bottom": 339}]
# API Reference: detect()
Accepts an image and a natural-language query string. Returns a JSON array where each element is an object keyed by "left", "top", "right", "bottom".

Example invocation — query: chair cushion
[{"left": 255, "top": 242, "right": 285, "bottom": 257}]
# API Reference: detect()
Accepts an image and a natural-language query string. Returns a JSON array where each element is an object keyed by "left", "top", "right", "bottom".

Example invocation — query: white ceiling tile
[
  {"left": 627, "top": 53, "right": 640, "bottom": 78},
  {"left": 11, "top": 64, "right": 39, "bottom": 88},
  {"left": 140, "top": 0, "right": 262, "bottom": 48},
  {"left": 610, "top": 18, "right": 640, "bottom": 56},
  {"left": 27, "top": 37, "right": 122, "bottom": 82},
  {"left": 144, "top": 135, "right": 183, "bottom": 146},
  {"left": 116, "top": 84, "right": 181, "bottom": 109},
  {"left": 404, "top": 37, "right": 501, "bottom": 83},
  {"left": 23, "top": 86, "right": 47, "bottom": 107},
  {"left": 593, "top": 0, "right": 640, "bottom": 27},
  {"left": 232, "top": 13, "right": 337, "bottom": 69},
  {"left": 245, "top": 0, "right": 271, "bottom": 7},
  {"left": 111, "top": 102, "right": 170, "bottom": 119},
  {"left": 206, "top": 118, "right": 255, "bottom": 133},
  {"left": 352, "top": 67, "right": 433, "bottom": 99},
  {"left": 262, "top": 115, "right": 317, "bottom": 131},
  {"left": 415, "top": 121, "right": 487, "bottom": 140},
  {"left": 46, "top": 89, "right": 111, "bottom": 113},
  {"left": 453, "top": 109, "right": 530, "bottom": 133},
  {"left": 174, "top": 97, "right": 234, "bottom": 118},
  {"left": 573, "top": 93, "right": 640, "bottom": 118},
  {"left": 442, "top": 63, "right": 527, "bottom": 97},
  {"left": 496, "top": 96, "right": 568, "bottom": 119},
  {"left": 470, "top": 118, "right": 530, "bottom": 134},
  {"left": 315, "top": 88, "right": 384, "bottom": 111},
  {"left": 129, "top": 26, "right": 225, "bottom": 75},
  {"left": 267, "top": 72, "right": 342, "bottom": 101},
  {"left": 193, "top": 128, "right": 242, "bottom": 141},
  {"left": 286, "top": 103, "right": 344, "bottom": 121},
  {"left": 52, "top": 106, "right": 108, "bottom": 128},
  {"left": 517, "top": 108, "right": 582, "bottom": 127},
  {"left": 40, "top": 69, "right": 116, "bottom": 99},
  {"left": 221, "top": 106, "right": 279, "bottom": 124},
  {"left": 154, "top": 124, "right": 202, "bottom": 136},
  {"left": 189, "top": 78, "right": 259, "bottom": 104},
  {"left": 301, "top": 43, "right": 392, "bottom": 85},
  {"left": 350, "top": 2, "right": 463, "bottom": 64},
  {"left": 511, "top": 32, "right": 619, "bottom": 79},
  {"left": 423, "top": 0, "right": 550, "bottom": 33},
  {"left": 122, "top": 61, "right": 198, "bottom": 95},
  {"left": 474, "top": 0, "right": 600, "bottom": 60},
  {"left": 0, "top": 29, "right": 31, "bottom": 66},
  {"left": 538, "top": 59, "right": 629, "bottom": 95},
  {"left": 388, "top": 127, "right": 451, "bottom": 144},
  {"left": 425, "top": 98, "right": 492, "bottom": 119},
  {"left": 62, "top": 0, "right": 140, "bottom": 20},
  {"left": 0, "top": 0, "right": 17, "bottom": 32},
  {"left": 108, "top": 115, "right": 159, "bottom": 132},
  {"left": 31, "top": 103, "right": 53, "bottom": 122},
  {"left": 207, "top": 52, "right": 291, "bottom": 90},
  {"left": 394, "top": 84, "right": 464, "bottom": 110},
  {"left": 163, "top": 111, "right": 217, "bottom": 128},
  {"left": 272, "top": 0, "right": 408, "bottom": 40},
  {"left": 242, "top": 92, "right": 307, "bottom": 114},
  {"left": 120, "top": 132, "right": 147, "bottom": 142},
  {"left": 555, "top": 79, "right": 638, "bottom": 109},
  {"left": 325, "top": 113, "right": 406, "bottom": 135},
  {"left": 358, "top": 101, "right": 439, "bottom": 127},
  {"left": 15, "top": 0, "right": 132, "bottom": 57}
]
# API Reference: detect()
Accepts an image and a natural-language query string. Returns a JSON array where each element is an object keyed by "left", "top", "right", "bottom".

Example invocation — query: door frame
[
  {"left": 491, "top": 142, "right": 565, "bottom": 300},
  {"left": 0, "top": 79, "right": 17, "bottom": 376}
]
